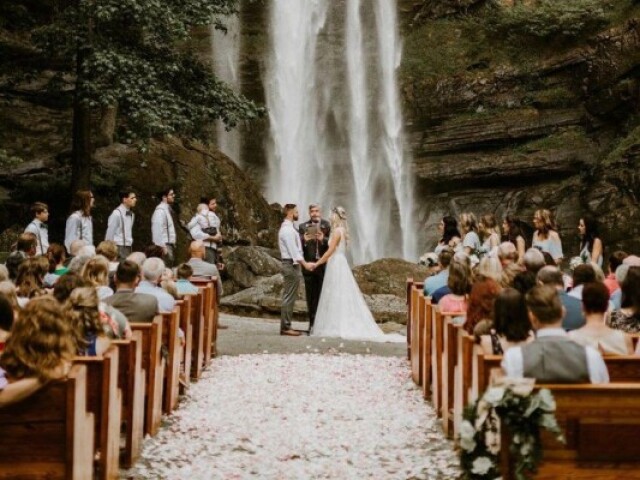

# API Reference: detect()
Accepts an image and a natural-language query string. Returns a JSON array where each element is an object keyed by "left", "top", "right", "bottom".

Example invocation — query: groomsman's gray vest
[{"left": 522, "top": 335, "right": 589, "bottom": 383}]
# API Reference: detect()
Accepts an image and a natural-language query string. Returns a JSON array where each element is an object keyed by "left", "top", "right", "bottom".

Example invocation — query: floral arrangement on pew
[{"left": 459, "top": 377, "right": 565, "bottom": 479}]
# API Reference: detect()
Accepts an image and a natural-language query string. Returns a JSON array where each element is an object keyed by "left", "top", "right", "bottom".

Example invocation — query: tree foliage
[{"left": 14, "top": 0, "right": 263, "bottom": 146}]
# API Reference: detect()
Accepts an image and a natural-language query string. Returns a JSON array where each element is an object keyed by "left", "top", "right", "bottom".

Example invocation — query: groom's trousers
[
  {"left": 281, "top": 261, "right": 302, "bottom": 332},
  {"left": 303, "top": 267, "right": 325, "bottom": 329}
]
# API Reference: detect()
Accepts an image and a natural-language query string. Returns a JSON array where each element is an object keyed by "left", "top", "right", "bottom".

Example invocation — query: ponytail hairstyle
[{"left": 330, "top": 206, "right": 350, "bottom": 245}]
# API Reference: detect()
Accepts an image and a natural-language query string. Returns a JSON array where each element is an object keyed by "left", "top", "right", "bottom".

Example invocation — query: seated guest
[
  {"left": 523, "top": 248, "right": 546, "bottom": 275},
  {"left": 610, "top": 264, "right": 629, "bottom": 310},
  {"left": 175, "top": 263, "right": 200, "bottom": 296},
  {"left": 0, "top": 296, "right": 75, "bottom": 407},
  {"left": 81, "top": 255, "right": 114, "bottom": 300},
  {"left": 497, "top": 241, "right": 519, "bottom": 267},
  {"left": 67, "top": 254, "right": 92, "bottom": 274},
  {"left": 52, "top": 273, "right": 88, "bottom": 303},
  {"left": 0, "top": 265, "right": 8, "bottom": 282},
  {"left": 537, "top": 266, "right": 584, "bottom": 331},
  {"left": 437, "top": 255, "right": 472, "bottom": 312},
  {"left": 44, "top": 243, "right": 68, "bottom": 287},
  {"left": 66, "top": 239, "right": 87, "bottom": 265},
  {"left": 464, "top": 277, "right": 501, "bottom": 336},
  {"left": 476, "top": 256, "right": 503, "bottom": 283},
  {"left": 5, "top": 233, "right": 37, "bottom": 280},
  {"left": 136, "top": 257, "right": 176, "bottom": 313},
  {"left": 512, "top": 270, "right": 537, "bottom": 295},
  {"left": 96, "top": 241, "right": 119, "bottom": 272},
  {"left": 187, "top": 240, "right": 223, "bottom": 296},
  {"left": 15, "top": 258, "right": 47, "bottom": 307},
  {"left": 104, "top": 260, "right": 158, "bottom": 322},
  {"left": 423, "top": 248, "right": 452, "bottom": 296},
  {"left": 604, "top": 250, "right": 627, "bottom": 295},
  {"left": 127, "top": 251, "right": 147, "bottom": 267},
  {"left": 569, "top": 282, "right": 633, "bottom": 355},
  {"left": 502, "top": 285, "right": 609, "bottom": 383},
  {"left": 65, "top": 287, "right": 112, "bottom": 356},
  {"left": 608, "top": 266, "right": 640, "bottom": 333},
  {"left": 501, "top": 263, "right": 522, "bottom": 288},
  {"left": 479, "top": 288, "right": 533, "bottom": 355},
  {"left": 568, "top": 263, "right": 597, "bottom": 301},
  {"left": 0, "top": 293, "right": 14, "bottom": 353},
  {"left": 145, "top": 244, "right": 165, "bottom": 261},
  {"left": 0, "top": 282, "right": 20, "bottom": 317}
]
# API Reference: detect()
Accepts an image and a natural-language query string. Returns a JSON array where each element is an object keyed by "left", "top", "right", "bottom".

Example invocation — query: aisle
[{"left": 123, "top": 354, "right": 460, "bottom": 479}]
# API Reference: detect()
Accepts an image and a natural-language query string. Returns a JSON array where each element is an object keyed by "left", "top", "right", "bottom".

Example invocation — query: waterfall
[
  {"left": 211, "top": 13, "right": 242, "bottom": 165},
  {"left": 265, "top": 0, "right": 416, "bottom": 264}
]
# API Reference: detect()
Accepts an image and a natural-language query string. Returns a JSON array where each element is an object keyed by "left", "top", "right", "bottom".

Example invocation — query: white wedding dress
[{"left": 312, "top": 228, "right": 405, "bottom": 343}]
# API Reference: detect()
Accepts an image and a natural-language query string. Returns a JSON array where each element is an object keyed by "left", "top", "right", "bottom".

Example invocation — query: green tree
[{"left": 8, "top": 0, "right": 263, "bottom": 191}]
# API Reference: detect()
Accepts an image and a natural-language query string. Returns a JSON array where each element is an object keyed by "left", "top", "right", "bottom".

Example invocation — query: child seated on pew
[
  {"left": 174, "top": 263, "right": 199, "bottom": 296},
  {"left": 479, "top": 288, "right": 533, "bottom": 355},
  {"left": 0, "top": 296, "right": 74, "bottom": 407},
  {"left": 65, "top": 287, "right": 112, "bottom": 356},
  {"left": 502, "top": 285, "right": 609, "bottom": 384}
]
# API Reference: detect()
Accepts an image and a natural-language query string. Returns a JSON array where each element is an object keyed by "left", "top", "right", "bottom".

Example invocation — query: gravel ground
[
  {"left": 123, "top": 354, "right": 460, "bottom": 480},
  {"left": 216, "top": 313, "right": 407, "bottom": 357}
]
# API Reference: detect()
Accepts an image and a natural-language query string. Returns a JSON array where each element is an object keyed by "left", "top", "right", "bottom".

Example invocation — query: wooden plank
[
  {"left": 176, "top": 297, "right": 193, "bottom": 392},
  {"left": 441, "top": 316, "right": 463, "bottom": 438},
  {"left": 431, "top": 310, "right": 444, "bottom": 416},
  {"left": 0, "top": 364, "right": 95, "bottom": 480},
  {"left": 191, "top": 278, "right": 215, "bottom": 367},
  {"left": 187, "top": 291, "right": 205, "bottom": 381},
  {"left": 130, "top": 317, "right": 165, "bottom": 437},
  {"left": 410, "top": 286, "right": 423, "bottom": 385},
  {"left": 73, "top": 346, "right": 122, "bottom": 480},
  {"left": 406, "top": 278, "right": 414, "bottom": 361},
  {"left": 161, "top": 308, "right": 181, "bottom": 414},
  {"left": 420, "top": 297, "right": 432, "bottom": 400},
  {"left": 112, "top": 332, "right": 145, "bottom": 469}
]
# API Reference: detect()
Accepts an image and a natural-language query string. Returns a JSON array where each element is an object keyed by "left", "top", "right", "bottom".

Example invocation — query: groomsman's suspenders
[
  {"left": 29, "top": 221, "right": 44, "bottom": 255},
  {"left": 154, "top": 206, "right": 172, "bottom": 245},
  {"left": 117, "top": 209, "right": 133, "bottom": 247}
]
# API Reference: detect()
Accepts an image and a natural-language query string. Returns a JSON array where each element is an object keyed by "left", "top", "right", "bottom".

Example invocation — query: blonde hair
[
  {"left": 330, "top": 206, "right": 350, "bottom": 245},
  {"left": 477, "top": 256, "right": 504, "bottom": 283},
  {"left": 479, "top": 213, "right": 500, "bottom": 237},
  {"left": 65, "top": 287, "right": 103, "bottom": 353},
  {"left": 0, "top": 296, "right": 75, "bottom": 381},
  {"left": 81, "top": 255, "right": 110, "bottom": 287},
  {"left": 96, "top": 241, "right": 118, "bottom": 262},
  {"left": 534, "top": 209, "right": 557, "bottom": 235},
  {"left": 0, "top": 281, "right": 20, "bottom": 312},
  {"left": 459, "top": 212, "right": 478, "bottom": 235},
  {"left": 15, "top": 258, "right": 46, "bottom": 299}
]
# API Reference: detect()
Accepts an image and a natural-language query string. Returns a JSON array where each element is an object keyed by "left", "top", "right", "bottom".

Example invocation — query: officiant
[{"left": 299, "top": 204, "right": 331, "bottom": 332}]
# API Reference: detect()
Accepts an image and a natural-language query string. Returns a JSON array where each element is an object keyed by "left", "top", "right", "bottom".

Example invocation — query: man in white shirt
[
  {"left": 278, "top": 204, "right": 314, "bottom": 337},
  {"left": 151, "top": 188, "right": 177, "bottom": 267},
  {"left": 187, "top": 204, "right": 219, "bottom": 263},
  {"left": 502, "top": 285, "right": 609, "bottom": 384},
  {"left": 24, "top": 202, "right": 49, "bottom": 256},
  {"left": 105, "top": 189, "right": 137, "bottom": 261}
]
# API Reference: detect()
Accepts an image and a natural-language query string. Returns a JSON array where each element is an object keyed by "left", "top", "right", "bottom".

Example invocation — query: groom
[
  {"left": 278, "top": 204, "right": 315, "bottom": 336},
  {"left": 299, "top": 203, "right": 331, "bottom": 333}
]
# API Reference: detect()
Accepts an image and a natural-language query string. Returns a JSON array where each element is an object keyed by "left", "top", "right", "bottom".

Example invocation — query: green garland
[{"left": 459, "top": 378, "right": 565, "bottom": 480}]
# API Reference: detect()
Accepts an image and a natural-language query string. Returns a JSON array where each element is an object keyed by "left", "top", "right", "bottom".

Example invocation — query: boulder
[
  {"left": 224, "top": 246, "right": 282, "bottom": 290},
  {"left": 352, "top": 258, "right": 431, "bottom": 298}
]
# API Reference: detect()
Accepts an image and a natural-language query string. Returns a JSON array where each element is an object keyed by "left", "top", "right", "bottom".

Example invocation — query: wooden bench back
[
  {"left": 410, "top": 286, "right": 425, "bottom": 385},
  {"left": 176, "top": 297, "right": 193, "bottom": 391},
  {"left": 190, "top": 277, "right": 216, "bottom": 364},
  {"left": 130, "top": 316, "right": 165, "bottom": 437},
  {"left": 420, "top": 296, "right": 433, "bottom": 400},
  {"left": 499, "top": 384, "right": 640, "bottom": 479},
  {"left": 111, "top": 332, "right": 145, "bottom": 469},
  {"left": 186, "top": 290, "right": 205, "bottom": 380},
  {"left": 73, "top": 346, "right": 122, "bottom": 480},
  {"left": 161, "top": 308, "right": 181, "bottom": 414},
  {"left": 0, "top": 364, "right": 95, "bottom": 480}
]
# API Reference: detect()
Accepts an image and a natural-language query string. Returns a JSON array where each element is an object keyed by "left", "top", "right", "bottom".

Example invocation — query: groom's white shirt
[{"left": 279, "top": 220, "right": 304, "bottom": 264}]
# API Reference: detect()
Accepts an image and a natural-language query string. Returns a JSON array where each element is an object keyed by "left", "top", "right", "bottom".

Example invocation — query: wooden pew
[
  {"left": 161, "top": 308, "right": 181, "bottom": 414},
  {"left": 176, "top": 297, "right": 193, "bottom": 392},
  {"left": 0, "top": 364, "right": 95, "bottom": 480},
  {"left": 111, "top": 332, "right": 145, "bottom": 469},
  {"left": 420, "top": 296, "right": 433, "bottom": 400},
  {"left": 130, "top": 316, "right": 165, "bottom": 437},
  {"left": 410, "top": 285, "right": 425, "bottom": 385},
  {"left": 441, "top": 314, "right": 464, "bottom": 437},
  {"left": 453, "top": 329, "right": 475, "bottom": 438},
  {"left": 73, "top": 345, "right": 122, "bottom": 480},
  {"left": 191, "top": 277, "right": 216, "bottom": 366},
  {"left": 431, "top": 309, "right": 464, "bottom": 419},
  {"left": 187, "top": 290, "right": 205, "bottom": 381},
  {"left": 499, "top": 384, "right": 640, "bottom": 479},
  {"left": 406, "top": 278, "right": 414, "bottom": 360}
]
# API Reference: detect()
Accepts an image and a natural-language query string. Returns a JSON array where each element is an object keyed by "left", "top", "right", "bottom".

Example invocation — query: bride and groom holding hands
[{"left": 278, "top": 203, "right": 404, "bottom": 343}]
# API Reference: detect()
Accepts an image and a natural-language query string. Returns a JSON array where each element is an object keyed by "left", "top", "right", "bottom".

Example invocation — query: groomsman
[
  {"left": 105, "top": 188, "right": 137, "bottom": 261},
  {"left": 65, "top": 190, "right": 94, "bottom": 253},
  {"left": 151, "top": 188, "right": 177, "bottom": 267},
  {"left": 279, "top": 204, "right": 314, "bottom": 337},
  {"left": 24, "top": 202, "right": 49, "bottom": 256},
  {"left": 299, "top": 203, "right": 330, "bottom": 333}
]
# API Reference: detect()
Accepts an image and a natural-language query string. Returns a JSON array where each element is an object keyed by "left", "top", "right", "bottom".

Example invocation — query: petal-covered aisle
[{"left": 123, "top": 354, "right": 460, "bottom": 479}]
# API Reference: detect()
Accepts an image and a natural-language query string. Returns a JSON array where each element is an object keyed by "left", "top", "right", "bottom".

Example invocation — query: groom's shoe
[{"left": 280, "top": 329, "right": 302, "bottom": 337}]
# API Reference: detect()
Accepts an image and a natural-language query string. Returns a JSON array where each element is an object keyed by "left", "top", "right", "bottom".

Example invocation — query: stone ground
[{"left": 121, "top": 314, "right": 461, "bottom": 479}]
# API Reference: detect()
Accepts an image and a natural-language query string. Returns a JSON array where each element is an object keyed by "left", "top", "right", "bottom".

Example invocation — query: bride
[{"left": 310, "top": 207, "right": 405, "bottom": 343}]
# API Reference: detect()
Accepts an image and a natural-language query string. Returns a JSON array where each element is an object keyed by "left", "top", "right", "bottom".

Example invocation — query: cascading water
[
  {"left": 211, "top": 13, "right": 242, "bottom": 165},
  {"left": 265, "top": 0, "right": 416, "bottom": 264}
]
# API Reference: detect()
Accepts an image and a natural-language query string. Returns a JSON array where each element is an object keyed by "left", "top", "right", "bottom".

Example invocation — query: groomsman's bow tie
[{"left": 41, "top": 224, "right": 48, "bottom": 229}]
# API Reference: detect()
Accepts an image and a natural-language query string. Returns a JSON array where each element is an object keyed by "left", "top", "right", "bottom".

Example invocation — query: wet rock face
[{"left": 403, "top": 8, "right": 640, "bottom": 260}]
